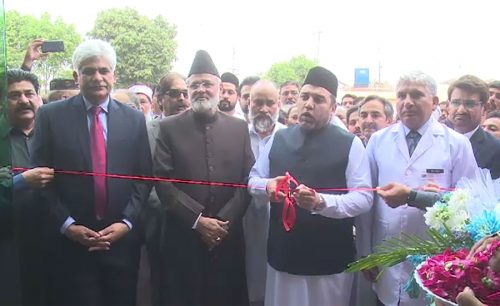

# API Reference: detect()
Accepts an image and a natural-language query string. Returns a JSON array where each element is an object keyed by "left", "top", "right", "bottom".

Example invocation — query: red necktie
[{"left": 90, "top": 106, "right": 107, "bottom": 220}]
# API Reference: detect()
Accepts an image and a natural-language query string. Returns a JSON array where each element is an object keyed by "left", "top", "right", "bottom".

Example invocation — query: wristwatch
[{"left": 407, "top": 189, "right": 417, "bottom": 203}]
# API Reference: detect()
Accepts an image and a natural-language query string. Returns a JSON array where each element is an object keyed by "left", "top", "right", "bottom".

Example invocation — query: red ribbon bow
[{"left": 275, "top": 172, "right": 299, "bottom": 232}]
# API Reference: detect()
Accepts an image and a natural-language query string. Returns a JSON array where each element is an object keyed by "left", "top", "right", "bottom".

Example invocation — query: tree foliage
[
  {"left": 88, "top": 7, "right": 177, "bottom": 87},
  {"left": 264, "top": 55, "right": 317, "bottom": 86},
  {"left": 5, "top": 11, "right": 82, "bottom": 92}
]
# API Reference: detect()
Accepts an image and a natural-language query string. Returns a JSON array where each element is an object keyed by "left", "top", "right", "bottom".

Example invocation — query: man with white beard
[
  {"left": 244, "top": 80, "right": 286, "bottom": 306},
  {"left": 154, "top": 50, "right": 255, "bottom": 305}
]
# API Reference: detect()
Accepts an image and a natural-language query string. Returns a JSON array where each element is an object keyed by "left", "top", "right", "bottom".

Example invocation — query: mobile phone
[{"left": 41, "top": 40, "right": 65, "bottom": 53}]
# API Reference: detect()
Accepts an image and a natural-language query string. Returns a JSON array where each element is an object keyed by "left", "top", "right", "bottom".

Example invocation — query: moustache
[
  {"left": 362, "top": 122, "right": 377, "bottom": 130},
  {"left": 16, "top": 105, "right": 34, "bottom": 112}
]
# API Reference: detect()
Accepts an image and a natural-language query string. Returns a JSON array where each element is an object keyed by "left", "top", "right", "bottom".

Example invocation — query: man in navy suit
[
  {"left": 447, "top": 75, "right": 500, "bottom": 179},
  {"left": 31, "top": 39, "right": 152, "bottom": 305}
]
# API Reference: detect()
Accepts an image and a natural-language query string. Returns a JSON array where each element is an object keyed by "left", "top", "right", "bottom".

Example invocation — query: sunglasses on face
[
  {"left": 450, "top": 99, "right": 481, "bottom": 109},
  {"left": 164, "top": 89, "right": 188, "bottom": 98},
  {"left": 489, "top": 91, "right": 500, "bottom": 100}
]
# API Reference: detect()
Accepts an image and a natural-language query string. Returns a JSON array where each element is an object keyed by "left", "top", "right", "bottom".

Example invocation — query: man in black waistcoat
[{"left": 248, "top": 66, "right": 373, "bottom": 306}]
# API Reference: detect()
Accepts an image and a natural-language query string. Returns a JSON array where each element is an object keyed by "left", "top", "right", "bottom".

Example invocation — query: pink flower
[{"left": 417, "top": 244, "right": 500, "bottom": 304}]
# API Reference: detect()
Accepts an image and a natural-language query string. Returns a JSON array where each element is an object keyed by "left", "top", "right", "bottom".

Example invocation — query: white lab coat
[{"left": 363, "top": 118, "right": 478, "bottom": 306}]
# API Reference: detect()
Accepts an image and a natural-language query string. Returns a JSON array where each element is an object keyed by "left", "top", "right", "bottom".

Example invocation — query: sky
[{"left": 5, "top": 0, "right": 500, "bottom": 85}]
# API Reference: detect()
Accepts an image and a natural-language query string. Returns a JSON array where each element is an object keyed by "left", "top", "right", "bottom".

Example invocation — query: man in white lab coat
[{"left": 361, "top": 71, "right": 478, "bottom": 306}]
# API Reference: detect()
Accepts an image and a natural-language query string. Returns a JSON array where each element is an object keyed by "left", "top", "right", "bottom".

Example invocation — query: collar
[
  {"left": 402, "top": 117, "right": 433, "bottom": 136},
  {"left": 249, "top": 121, "right": 285, "bottom": 138},
  {"left": 9, "top": 127, "right": 34, "bottom": 138},
  {"left": 193, "top": 109, "right": 218, "bottom": 124},
  {"left": 83, "top": 95, "right": 110, "bottom": 113},
  {"left": 463, "top": 125, "right": 480, "bottom": 139}
]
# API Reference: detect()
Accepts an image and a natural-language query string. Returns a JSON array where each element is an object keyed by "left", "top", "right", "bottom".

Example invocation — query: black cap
[
  {"left": 221, "top": 72, "right": 239, "bottom": 88},
  {"left": 303, "top": 66, "right": 338, "bottom": 97},
  {"left": 188, "top": 50, "right": 219, "bottom": 78},
  {"left": 50, "top": 78, "right": 79, "bottom": 91}
]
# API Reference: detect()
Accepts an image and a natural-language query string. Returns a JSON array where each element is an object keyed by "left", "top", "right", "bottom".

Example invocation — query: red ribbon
[
  {"left": 11, "top": 167, "right": 454, "bottom": 232},
  {"left": 275, "top": 172, "right": 299, "bottom": 232}
]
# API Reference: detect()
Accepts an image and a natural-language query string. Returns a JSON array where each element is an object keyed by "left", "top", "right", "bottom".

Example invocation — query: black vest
[{"left": 268, "top": 124, "right": 355, "bottom": 275}]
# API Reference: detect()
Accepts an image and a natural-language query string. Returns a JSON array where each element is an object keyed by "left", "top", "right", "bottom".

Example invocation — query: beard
[
  {"left": 192, "top": 96, "right": 218, "bottom": 115},
  {"left": 218, "top": 99, "right": 235, "bottom": 112},
  {"left": 250, "top": 111, "right": 278, "bottom": 134}
]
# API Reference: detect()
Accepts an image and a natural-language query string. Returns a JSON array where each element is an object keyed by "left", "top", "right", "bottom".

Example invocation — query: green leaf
[
  {"left": 346, "top": 229, "right": 462, "bottom": 273},
  {"left": 264, "top": 55, "right": 317, "bottom": 85},
  {"left": 88, "top": 7, "right": 177, "bottom": 88}
]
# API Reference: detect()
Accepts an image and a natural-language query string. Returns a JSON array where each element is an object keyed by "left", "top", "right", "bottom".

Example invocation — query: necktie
[
  {"left": 406, "top": 130, "right": 421, "bottom": 157},
  {"left": 90, "top": 106, "right": 107, "bottom": 220}
]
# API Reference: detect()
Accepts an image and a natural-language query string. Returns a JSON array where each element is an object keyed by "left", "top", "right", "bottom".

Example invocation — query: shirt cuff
[
  {"left": 60, "top": 216, "right": 76, "bottom": 234},
  {"left": 310, "top": 194, "right": 327, "bottom": 214},
  {"left": 248, "top": 178, "right": 270, "bottom": 197},
  {"left": 122, "top": 219, "right": 133, "bottom": 229},
  {"left": 13, "top": 173, "right": 27, "bottom": 191},
  {"left": 192, "top": 213, "right": 202, "bottom": 229}
]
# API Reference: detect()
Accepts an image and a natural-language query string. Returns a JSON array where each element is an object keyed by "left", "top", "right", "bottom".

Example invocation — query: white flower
[
  {"left": 448, "top": 189, "right": 470, "bottom": 211},
  {"left": 424, "top": 190, "right": 471, "bottom": 232},
  {"left": 445, "top": 209, "right": 469, "bottom": 231},
  {"left": 424, "top": 203, "right": 448, "bottom": 231}
]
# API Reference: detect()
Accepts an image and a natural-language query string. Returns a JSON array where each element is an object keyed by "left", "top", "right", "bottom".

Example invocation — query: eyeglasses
[
  {"left": 489, "top": 91, "right": 500, "bottom": 100},
  {"left": 188, "top": 81, "right": 215, "bottom": 90},
  {"left": 449, "top": 99, "right": 481, "bottom": 109},
  {"left": 164, "top": 89, "right": 188, "bottom": 99}
]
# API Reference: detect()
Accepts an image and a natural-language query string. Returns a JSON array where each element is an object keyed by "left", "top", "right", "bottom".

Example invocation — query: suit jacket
[
  {"left": 469, "top": 127, "right": 500, "bottom": 179},
  {"left": 30, "top": 94, "right": 152, "bottom": 234},
  {"left": 364, "top": 119, "right": 477, "bottom": 306},
  {"left": 140, "top": 118, "right": 162, "bottom": 241}
]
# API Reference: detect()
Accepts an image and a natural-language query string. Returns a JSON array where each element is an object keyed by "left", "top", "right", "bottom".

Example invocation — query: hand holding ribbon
[{"left": 267, "top": 172, "right": 299, "bottom": 232}]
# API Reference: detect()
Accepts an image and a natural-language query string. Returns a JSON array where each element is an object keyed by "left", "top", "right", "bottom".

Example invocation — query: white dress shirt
[{"left": 248, "top": 125, "right": 373, "bottom": 306}]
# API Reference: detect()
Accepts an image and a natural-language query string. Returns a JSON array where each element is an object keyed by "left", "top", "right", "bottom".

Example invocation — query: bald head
[
  {"left": 250, "top": 80, "right": 279, "bottom": 101},
  {"left": 250, "top": 80, "right": 280, "bottom": 135}
]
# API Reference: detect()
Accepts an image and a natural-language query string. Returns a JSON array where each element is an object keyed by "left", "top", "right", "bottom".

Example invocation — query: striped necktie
[{"left": 406, "top": 130, "right": 421, "bottom": 157}]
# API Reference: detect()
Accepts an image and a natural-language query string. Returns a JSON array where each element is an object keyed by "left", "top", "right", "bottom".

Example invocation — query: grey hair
[
  {"left": 358, "top": 95, "right": 394, "bottom": 120},
  {"left": 72, "top": 39, "right": 117, "bottom": 71},
  {"left": 396, "top": 71, "right": 437, "bottom": 96}
]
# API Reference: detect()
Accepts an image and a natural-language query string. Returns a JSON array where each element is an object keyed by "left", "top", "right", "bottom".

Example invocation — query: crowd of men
[{"left": 1, "top": 38, "right": 500, "bottom": 306}]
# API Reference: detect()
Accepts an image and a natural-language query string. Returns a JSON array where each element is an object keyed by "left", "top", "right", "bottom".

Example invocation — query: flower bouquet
[{"left": 347, "top": 171, "right": 500, "bottom": 305}]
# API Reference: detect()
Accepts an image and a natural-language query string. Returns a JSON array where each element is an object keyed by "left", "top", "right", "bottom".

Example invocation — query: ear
[
  {"left": 331, "top": 102, "right": 337, "bottom": 113},
  {"left": 111, "top": 71, "right": 117, "bottom": 84},
  {"left": 72, "top": 71, "right": 78, "bottom": 84},
  {"left": 431, "top": 96, "right": 439, "bottom": 110}
]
